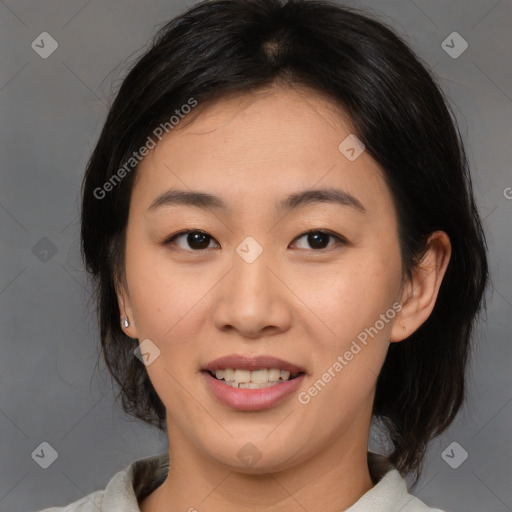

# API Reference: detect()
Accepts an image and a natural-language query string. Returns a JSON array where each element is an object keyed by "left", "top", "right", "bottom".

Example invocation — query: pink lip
[
  {"left": 203, "top": 371, "right": 306, "bottom": 411},
  {"left": 202, "top": 354, "right": 306, "bottom": 373},
  {"left": 201, "top": 354, "right": 307, "bottom": 411}
]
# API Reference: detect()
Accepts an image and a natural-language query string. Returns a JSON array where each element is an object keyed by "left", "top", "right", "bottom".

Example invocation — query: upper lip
[{"left": 202, "top": 354, "right": 306, "bottom": 374}]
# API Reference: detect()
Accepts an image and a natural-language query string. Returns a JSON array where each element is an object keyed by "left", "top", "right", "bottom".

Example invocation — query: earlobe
[
  {"left": 114, "top": 275, "right": 139, "bottom": 339},
  {"left": 390, "top": 231, "right": 451, "bottom": 343}
]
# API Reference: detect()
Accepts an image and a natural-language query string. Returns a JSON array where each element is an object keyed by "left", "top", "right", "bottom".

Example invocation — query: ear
[
  {"left": 114, "top": 274, "right": 139, "bottom": 339},
  {"left": 390, "top": 231, "right": 451, "bottom": 343}
]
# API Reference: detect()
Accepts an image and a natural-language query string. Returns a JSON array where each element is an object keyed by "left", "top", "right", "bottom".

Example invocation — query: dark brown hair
[{"left": 81, "top": 0, "right": 488, "bottom": 483}]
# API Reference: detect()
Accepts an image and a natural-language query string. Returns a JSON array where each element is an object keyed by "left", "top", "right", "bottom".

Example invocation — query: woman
[{"left": 41, "top": 0, "right": 488, "bottom": 510}]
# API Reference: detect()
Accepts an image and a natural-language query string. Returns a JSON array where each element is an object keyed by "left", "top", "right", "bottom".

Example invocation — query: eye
[
  {"left": 162, "top": 230, "right": 219, "bottom": 251},
  {"left": 162, "top": 229, "right": 347, "bottom": 252},
  {"left": 291, "top": 230, "right": 346, "bottom": 251}
]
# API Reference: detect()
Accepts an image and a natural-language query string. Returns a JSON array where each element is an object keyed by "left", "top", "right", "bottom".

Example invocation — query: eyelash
[{"left": 161, "top": 229, "right": 347, "bottom": 252}]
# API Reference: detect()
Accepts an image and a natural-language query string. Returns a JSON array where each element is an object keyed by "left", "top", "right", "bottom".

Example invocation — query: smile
[{"left": 210, "top": 368, "right": 301, "bottom": 389}]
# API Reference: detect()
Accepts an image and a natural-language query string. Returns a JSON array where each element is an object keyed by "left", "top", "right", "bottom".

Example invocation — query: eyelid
[{"left": 160, "top": 229, "right": 219, "bottom": 250}]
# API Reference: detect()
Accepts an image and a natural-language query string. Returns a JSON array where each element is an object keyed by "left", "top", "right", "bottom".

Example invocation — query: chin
[{"left": 206, "top": 441, "right": 307, "bottom": 475}]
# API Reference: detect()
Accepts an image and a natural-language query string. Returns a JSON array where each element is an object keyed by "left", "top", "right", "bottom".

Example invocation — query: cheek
[
  {"left": 304, "top": 248, "right": 402, "bottom": 409},
  {"left": 123, "top": 240, "right": 207, "bottom": 342},
  {"left": 296, "top": 256, "right": 399, "bottom": 422},
  {"left": 297, "top": 251, "right": 401, "bottom": 349}
]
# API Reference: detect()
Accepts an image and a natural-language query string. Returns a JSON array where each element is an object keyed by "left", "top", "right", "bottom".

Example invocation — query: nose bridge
[
  {"left": 211, "top": 237, "right": 291, "bottom": 335},
  {"left": 230, "top": 238, "right": 274, "bottom": 305}
]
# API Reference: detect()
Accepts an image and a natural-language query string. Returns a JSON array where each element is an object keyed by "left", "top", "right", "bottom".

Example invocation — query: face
[{"left": 117, "top": 85, "right": 407, "bottom": 474}]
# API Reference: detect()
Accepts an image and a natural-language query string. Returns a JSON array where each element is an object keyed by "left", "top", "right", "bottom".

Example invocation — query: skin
[{"left": 116, "top": 84, "right": 451, "bottom": 512}]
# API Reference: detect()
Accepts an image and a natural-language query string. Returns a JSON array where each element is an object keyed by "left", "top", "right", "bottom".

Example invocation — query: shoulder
[
  {"left": 34, "top": 452, "right": 169, "bottom": 512},
  {"left": 35, "top": 489, "right": 104, "bottom": 511},
  {"left": 391, "top": 470, "right": 447, "bottom": 511},
  {"left": 381, "top": 466, "right": 446, "bottom": 511},
  {"left": 370, "top": 469, "right": 447, "bottom": 511},
  {"left": 345, "top": 452, "right": 448, "bottom": 512}
]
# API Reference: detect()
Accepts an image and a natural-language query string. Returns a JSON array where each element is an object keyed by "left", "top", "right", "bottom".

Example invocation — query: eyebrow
[{"left": 147, "top": 187, "right": 366, "bottom": 213}]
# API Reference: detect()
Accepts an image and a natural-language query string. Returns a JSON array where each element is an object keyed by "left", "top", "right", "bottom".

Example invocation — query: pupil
[
  {"left": 309, "top": 232, "right": 329, "bottom": 249},
  {"left": 188, "top": 232, "right": 210, "bottom": 249}
]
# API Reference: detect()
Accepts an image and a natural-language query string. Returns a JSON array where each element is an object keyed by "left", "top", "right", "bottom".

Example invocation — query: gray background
[{"left": 0, "top": 1, "right": 510, "bottom": 511}]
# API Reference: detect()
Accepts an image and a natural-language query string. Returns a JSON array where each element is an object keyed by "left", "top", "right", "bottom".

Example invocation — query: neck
[{"left": 140, "top": 432, "right": 374, "bottom": 512}]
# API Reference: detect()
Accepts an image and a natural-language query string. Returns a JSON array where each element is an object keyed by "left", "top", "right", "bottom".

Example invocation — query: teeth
[
  {"left": 223, "top": 368, "right": 235, "bottom": 381},
  {"left": 251, "top": 369, "right": 269, "bottom": 383},
  {"left": 234, "top": 369, "right": 251, "bottom": 382},
  {"left": 268, "top": 369, "right": 280, "bottom": 382},
  {"left": 211, "top": 367, "right": 300, "bottom": 388}
]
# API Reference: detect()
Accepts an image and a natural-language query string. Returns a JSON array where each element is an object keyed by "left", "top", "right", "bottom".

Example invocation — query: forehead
[
  {"left": 158, "top": 85, "right": 356, "bottom": 165},
  {"left": 132, "top": 84, "right": 394, "bottom": 221}
]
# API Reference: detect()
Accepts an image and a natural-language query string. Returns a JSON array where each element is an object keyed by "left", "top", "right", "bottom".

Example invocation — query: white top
[{"left": 37, "top": 452, "right": 446, "bottom": 512}]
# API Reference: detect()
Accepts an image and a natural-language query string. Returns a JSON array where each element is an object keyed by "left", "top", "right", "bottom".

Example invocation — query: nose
[{"left": 211, "top": 246, "right": 292, "bottom": 339}]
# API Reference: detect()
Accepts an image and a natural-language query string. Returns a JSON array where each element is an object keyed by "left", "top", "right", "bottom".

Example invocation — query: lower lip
[{"left": 203, "top": 371, "right": 305, "bottom": 411}]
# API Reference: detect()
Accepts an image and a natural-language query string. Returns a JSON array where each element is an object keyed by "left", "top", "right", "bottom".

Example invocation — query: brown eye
[
  {"left": 164, "top": 230, "right": 219, "bottom": 251},
  {"left": 292, "top": 230, "right": 346, "bottom": 250}
]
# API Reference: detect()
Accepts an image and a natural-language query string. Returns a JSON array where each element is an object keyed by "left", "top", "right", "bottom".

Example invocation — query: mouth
[
  {"left": 201, "top": 355, "right": 307, "bottom": 409},
  {"left": 205, "top": 368, "right": 304, "bottom": 389}
]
